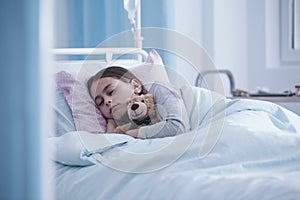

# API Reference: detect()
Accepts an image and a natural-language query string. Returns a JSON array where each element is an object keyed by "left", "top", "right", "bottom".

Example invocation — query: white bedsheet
[{"left": 51, "top": 86, "right": 300, "bottom": 200}]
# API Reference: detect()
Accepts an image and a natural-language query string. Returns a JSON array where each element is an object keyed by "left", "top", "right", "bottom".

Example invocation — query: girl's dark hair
[{"left": 87, "top": 66, "right": 148, "bottom": 96}]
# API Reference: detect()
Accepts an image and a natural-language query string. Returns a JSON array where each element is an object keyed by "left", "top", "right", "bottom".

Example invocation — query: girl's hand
[
  {"left": 125, "top": 129, "right": 139, "bottom": 138},
  {"left": 106, "top": 119, "right": 117, "bottom": 132}
]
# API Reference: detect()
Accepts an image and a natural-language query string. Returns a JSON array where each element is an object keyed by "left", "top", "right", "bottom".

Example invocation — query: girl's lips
[{"left": 111, "top": 104, "right": 118, "bottom": 113}]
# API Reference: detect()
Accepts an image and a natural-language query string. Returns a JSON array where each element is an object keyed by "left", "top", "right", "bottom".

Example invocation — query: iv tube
[{"left": 124, "top": 0, "right": 137, "bottom": 32}]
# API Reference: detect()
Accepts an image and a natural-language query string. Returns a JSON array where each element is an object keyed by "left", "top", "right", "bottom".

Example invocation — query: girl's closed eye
[
  {"left": 106, "top": 84, "right": 115, "bottom": 96},
  {"left": 96, "top": 98, "right": 103, "bottom": 106},
  {"left": 108, "top": 90, "right": 114, "bottom": 96}
]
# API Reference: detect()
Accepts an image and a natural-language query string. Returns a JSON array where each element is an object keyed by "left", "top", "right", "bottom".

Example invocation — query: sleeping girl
[{"left": 87, "top": 66, "right": 190, "bottom": 139}]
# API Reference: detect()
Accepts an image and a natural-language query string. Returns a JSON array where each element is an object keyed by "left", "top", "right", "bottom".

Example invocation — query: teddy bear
[{"left": 114, "top": 93, "right": 160, "bottom": 134}]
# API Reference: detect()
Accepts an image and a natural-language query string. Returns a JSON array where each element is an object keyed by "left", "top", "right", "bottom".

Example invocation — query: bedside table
[{"left": 230, "top": 96, "right": 300, "bottom": 116}]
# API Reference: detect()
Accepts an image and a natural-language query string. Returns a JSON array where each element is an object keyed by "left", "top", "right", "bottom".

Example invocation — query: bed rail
[{"left": 53, "top": 47, "right": 148, "bottom": 62}]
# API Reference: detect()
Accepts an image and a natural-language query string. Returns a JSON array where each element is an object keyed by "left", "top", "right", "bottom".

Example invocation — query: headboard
[
  {"left": 53, "top": 47, "right": 148, "bottom": 72},
  {"left": 53, "top": 47, "right": 191, "bottom": 89}
]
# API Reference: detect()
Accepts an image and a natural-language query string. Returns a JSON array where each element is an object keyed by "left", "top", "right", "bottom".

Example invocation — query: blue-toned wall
[{"left": 0, "top": 0, "right": 40, "bottom": 199}]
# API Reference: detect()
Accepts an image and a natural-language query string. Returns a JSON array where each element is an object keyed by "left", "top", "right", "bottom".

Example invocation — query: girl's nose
[{"left": 106, "top": 99, "right": 112, "bottom": 106}]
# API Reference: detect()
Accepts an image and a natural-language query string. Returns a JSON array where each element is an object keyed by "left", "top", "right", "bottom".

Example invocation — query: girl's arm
[
  {"left": 108, "top": 119, "right": 139, "bottom": 137},
  {"left": 106, "top": 119, "right": 117, "bottom": 132},
  {"left": 125, "top": 129, "right": 139, "bottom": 137},
  {"left": 137, "top": 83, "right": 190, "bottom": 139}
]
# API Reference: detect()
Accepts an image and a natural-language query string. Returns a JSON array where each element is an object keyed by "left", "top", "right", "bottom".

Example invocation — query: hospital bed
[
  {"left": 49, "top": 0, "right": 300, "bottom": 198},
  {"left": 50, "top": 46, "right": 300, "bottom": 200}
]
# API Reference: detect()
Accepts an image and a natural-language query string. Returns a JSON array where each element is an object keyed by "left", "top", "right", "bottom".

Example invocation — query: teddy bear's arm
[{"left": 114, "top": 123, "right": 132, "bottom": 134}]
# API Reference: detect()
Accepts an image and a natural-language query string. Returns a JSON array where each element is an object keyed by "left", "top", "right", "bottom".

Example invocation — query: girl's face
[{"left": 90, "top": 77, "right": 142, "bottom": 121}]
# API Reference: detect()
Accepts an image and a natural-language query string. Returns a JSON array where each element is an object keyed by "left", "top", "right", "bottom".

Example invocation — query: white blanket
[{"left": 51, "top": 86, "right": 300, "bottom": 200}]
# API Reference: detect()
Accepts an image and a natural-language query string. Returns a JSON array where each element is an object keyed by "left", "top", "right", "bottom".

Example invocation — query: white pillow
[{"left": 129, "top": 49, "right": 170, "bottom": 89}]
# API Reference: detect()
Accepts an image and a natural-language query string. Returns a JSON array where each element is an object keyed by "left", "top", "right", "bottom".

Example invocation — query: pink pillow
[
  {"left": 55, "top": 71, "right": 107, "bottom": 133},
  {"left": 55, "top": 49, "right": 168, "bottom": 133}
]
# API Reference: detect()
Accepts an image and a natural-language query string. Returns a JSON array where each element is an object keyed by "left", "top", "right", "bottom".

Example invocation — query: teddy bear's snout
[{"left": 131, "top": 103, "right": 139, "bottom": 111}]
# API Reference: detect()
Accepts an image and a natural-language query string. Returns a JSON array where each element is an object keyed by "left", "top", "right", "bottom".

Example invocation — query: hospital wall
[{"left": 174, "top": 0, "right": 300, "bottom": 115}]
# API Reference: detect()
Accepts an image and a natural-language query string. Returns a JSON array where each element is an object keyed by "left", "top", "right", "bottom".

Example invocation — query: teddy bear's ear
[
  {"left": 143, "top": 94, "right": 154, "bottom": 104},
  {"left": 144, "top": 93, "right": 153, "bottom": 98},
  {"left": 144, "top": 93, "right": 154, "bottom": 100},
  {"left": 131, "top": 95, "right": 140, "bottom": 101}
]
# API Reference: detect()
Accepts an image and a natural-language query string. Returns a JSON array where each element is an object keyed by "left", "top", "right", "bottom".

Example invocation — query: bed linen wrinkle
[{"left": 53, "top": 84, "right": 300, "bottom": 200}]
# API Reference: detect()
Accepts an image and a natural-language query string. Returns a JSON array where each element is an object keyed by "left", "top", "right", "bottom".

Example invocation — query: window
[
  {"left": 280, "top": 0, "right": 300, "bottom": 63},
  {"left": 293, "top": 0, "right": 300, "bottom": 49}
]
